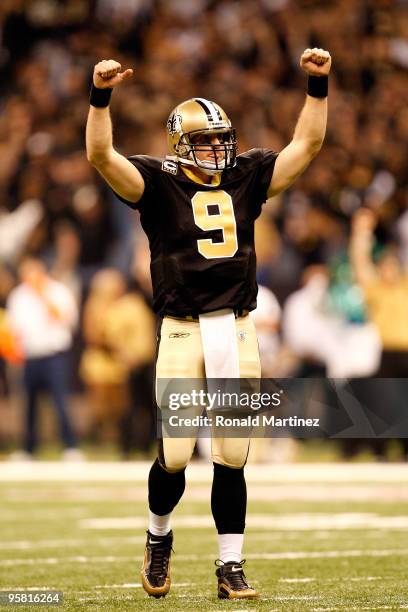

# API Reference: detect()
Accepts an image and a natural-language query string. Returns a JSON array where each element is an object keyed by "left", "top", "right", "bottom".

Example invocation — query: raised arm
[
  {"left": 86, "top": 60, "right": 145, "bottom": 203},
  {"left": 268, "top": 48, "right": 330, "bottom": 198},
  {"left": 349, "top": 208, "right": 378, "bottom": 285}
]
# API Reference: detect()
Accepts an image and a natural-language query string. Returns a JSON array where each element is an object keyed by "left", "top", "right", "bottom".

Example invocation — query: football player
[{"left": 86, "top": 47, "right": 331, "bottom": 600}]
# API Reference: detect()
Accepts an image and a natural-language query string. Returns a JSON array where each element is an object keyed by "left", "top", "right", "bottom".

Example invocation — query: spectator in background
[
  {"left": 104, "top": 278, "right": 156, "bottom": 457},
  {"left": 249, "top": 284, "right": 298, "bottom": 464},
  {"left": 283, "top": 263, "right": 384, "bottom": 457},
  {"left": 283, "top": 264, "right": 381, "bottom": 379},
  {"left": 0, "top": 264, "right": 21, "bottom": 452},
  {"left": 0, "top": 199, "right": 43, "bottom": 265},
  {"left": 350, "top": 207, "right": 408, "bottom": 376},
  {"left": 119, "top": 237, "right": 156, "bottom": 456},
  {"left": 80, "top": 268, "right": 128, "bottom": 443},
  {"left": 80, "top": 266, "right": 156, "bottom": 455},
  {"left": 6, "top": 256, "right": 80, "bottom": 460},
  {"left": 350, "top": 207, "right": 408, "bottom": 459},
  {"left": 0, "top": 264, "right": 19, "bottom": 397},
  {"left": 249, "top": 284, "right": 282, "bottom": 378},
  {"left": 49, "top": 220, "right": 82, "bottom": 307}
]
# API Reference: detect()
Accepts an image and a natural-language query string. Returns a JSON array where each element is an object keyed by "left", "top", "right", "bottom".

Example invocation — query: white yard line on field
[
  {"left": 0, "top": 536, "right": 145, "bottom": 551},
  {"left": 274, "top": 595, "right": 322, "bottom": 600},
  {"left": 1, "top": 549, "right": 408, "bottom": 567},
  {"left": 0, "top": 509, "right": 89, "bottom": 521},
  {"left": 0, "top": 587, "right": 54, "bottom": 591},
  {"left": 79, "top": 512, "right": 408, "bottom": 531},
  {"left": 245, "top": 550, "right": 408, "bottom": 560},
  {"left": 0, "top": 556, "right": 135, "bottom": 567},
  {"left": 279, "top": 577, "right": 315, "bottom": 582},
  {"left": 349, "top": 576, "right": 383, "bottom": 581},
  {"left": 2, "top": 531, "right": 384, "bottom": 552},
  {"left": 279, "top": 575, "right": 388, "bottom": 584},
  {"left": 3, "top": 484, "right": 408, "bottom": 502},
  {"left": 1, "top": 461, "right": 408, "bottom": 483}
]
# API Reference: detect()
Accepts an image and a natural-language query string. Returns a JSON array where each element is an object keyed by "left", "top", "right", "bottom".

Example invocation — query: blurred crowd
[{"left": 0, "top": 0, "right": 408, "bottom": 461}]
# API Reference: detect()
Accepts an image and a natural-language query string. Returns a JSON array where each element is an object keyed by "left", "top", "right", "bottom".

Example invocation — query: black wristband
[
  {"left": 307, "top": 75, "right": 328, "bottom": 98},
  {"left": 90, "top": 85, "right": 112, "bottom": 108}
]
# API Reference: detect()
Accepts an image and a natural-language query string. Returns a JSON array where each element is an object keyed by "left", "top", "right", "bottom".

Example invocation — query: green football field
[{"left": 1, "top": 461, "right": 408, "bottom": 612}]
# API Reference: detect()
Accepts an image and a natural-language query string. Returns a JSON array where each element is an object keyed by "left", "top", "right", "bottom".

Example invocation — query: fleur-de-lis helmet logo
[{"left": 167, "top": 113, "right": 182, "bottom": 136}]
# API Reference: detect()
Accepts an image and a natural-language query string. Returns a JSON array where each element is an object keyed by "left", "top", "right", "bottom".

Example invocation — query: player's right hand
[{"left": 93, "top": 60, "right": 133, "bottom": 89}]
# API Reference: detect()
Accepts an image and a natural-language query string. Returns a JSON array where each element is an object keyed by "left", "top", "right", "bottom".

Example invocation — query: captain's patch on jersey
[{"left": 162, "top": 160, "right": 178, "bottom": 175}]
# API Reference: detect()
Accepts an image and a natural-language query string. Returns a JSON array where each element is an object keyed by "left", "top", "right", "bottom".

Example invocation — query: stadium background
[
  {"left": 1, "top": 0, "right": 408, "bottom": 459},
  {"left": 0, "top": 1, "right": 408, "bottom": 610}
]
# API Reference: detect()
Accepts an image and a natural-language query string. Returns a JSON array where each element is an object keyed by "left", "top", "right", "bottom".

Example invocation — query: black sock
[
  {"left": 148, "top": 457, "right": 186, "bottom": 516},
  {"left": 211, "top": 462, "right": 246, "bottom": 533}
]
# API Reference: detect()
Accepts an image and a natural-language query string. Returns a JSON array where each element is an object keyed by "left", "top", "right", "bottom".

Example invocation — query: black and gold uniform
[
  {"left": 112, "top": 99, "right": 278, "bottom": 602},
  {"left": 115, "top": 148, "right": 277, "bottom": 317},
  {"left": 88, "top": 71, "right": 326, "bottom": 599}
]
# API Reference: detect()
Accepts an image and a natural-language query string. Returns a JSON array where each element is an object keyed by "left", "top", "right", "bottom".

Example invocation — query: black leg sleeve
[
  {"left": 148, "top": 457, "right": 186, "bottom": 516},
  {"left": 211, "top": 462, "right": 246, "bottom": 534}
]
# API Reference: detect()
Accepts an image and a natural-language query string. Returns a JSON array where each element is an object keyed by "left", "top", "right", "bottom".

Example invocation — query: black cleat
[
  {"left": 215, "top": 559, "right": 260, "bottom": 599},
  {"left": 141, "top": 530, "right": 173, "bottom": 598}
]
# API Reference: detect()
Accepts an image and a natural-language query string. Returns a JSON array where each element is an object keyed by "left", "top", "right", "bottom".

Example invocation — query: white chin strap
[
  {"left": 199, "top": 160, "right": 226, "bottom": 175},
  {"left": 177, "top": 156, "right": 225, "bottom": 176}
]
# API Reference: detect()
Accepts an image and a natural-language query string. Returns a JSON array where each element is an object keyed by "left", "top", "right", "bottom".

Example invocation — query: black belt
[{"left": 171, "top": 308, "right": 249, "bottom": 322}]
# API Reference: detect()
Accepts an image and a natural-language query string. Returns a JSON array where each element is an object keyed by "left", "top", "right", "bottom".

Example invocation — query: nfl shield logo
[{"left": 238, "top": 331, "right": 246, "bottom": 342}]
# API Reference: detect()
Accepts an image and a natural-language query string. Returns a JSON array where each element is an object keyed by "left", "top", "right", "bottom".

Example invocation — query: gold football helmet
[{"left": 166, "top": 98, "right": 237, "bottom": 175}]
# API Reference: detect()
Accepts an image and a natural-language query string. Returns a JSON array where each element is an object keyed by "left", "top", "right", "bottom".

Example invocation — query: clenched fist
[
  {"left": 300, "top": 48, "right": 331, "bottom": 77},
  {"left": 93, "top": 59, "right": 133, "bottom": 89}
]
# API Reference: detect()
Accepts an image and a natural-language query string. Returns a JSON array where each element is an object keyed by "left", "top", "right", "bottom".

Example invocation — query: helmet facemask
[{"left": 176, "top": 128, "right": 237, "bottom": 175}]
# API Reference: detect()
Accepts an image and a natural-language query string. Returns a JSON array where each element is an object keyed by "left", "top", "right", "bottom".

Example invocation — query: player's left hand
[{"left": 300, "top": 48, "right": 331, "bottom": 76}]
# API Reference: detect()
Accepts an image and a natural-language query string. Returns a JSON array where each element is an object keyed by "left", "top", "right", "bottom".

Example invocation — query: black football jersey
[{"left": 114, "top": 149, "right": 278, "bottom": 317}]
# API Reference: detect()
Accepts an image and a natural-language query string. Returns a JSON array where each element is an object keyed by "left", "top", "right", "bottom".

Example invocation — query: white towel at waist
[{"left": 198, "top": 308, "right": 240, "bottom": 379}]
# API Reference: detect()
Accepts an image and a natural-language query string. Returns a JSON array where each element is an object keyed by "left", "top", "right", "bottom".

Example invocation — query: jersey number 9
[{"left": 191, "top": 190, "right": 238, "bottom": 259}]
